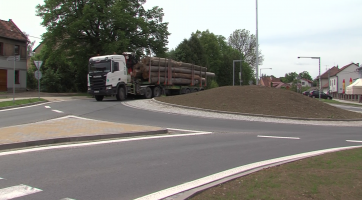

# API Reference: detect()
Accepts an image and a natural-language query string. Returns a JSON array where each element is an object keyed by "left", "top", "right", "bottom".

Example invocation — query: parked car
[
  {"left": 308, "top": 91, "right": 333, "bottom": 99},
  {"left": 302, "top": 91, "right": 310, "bottom": 96}
]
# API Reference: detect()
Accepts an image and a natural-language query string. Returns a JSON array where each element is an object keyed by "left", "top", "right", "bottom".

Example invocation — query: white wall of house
[
  {"left": 336, "top": 64, "right": 359, "bottom": 94},
  {"left": 6, "top": 69, "right": 27, "bottom": 90},
  {"left": 300, "top": 79, "right": 312, "bottom": 87},
  {"left": 329, "top": 76, "right": 338, "bottom": 92},
  {"left": 0, "top": 58, "right": 27, "bottom": 91}
]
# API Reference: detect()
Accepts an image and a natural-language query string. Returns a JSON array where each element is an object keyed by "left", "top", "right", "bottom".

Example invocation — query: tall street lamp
[
  {"left": 298, "top": 56, "right": 321, "bottom": 100},
  {"left": 259, "top": 68, "right": 272, "bottom": 85}
]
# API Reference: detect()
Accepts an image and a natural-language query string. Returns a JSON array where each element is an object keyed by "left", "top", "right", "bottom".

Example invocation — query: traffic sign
[
  {"left": 34, "top": 61, "right": 43, "bottom": 70},
  {"left": 7, "top": 55, "right": 20, "bottom": 61},
  {"left": 34, "top": 70, "right": 42, "bottom": 80}
]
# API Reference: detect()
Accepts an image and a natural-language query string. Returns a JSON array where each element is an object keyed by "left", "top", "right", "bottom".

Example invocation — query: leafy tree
[
  {"left": 36, "top": 0, "right": 169, "bottom": 92},
  {"left": 281, "top": 72, "right": 298, "bottom": 83},
  {"left": 170, "top": 30, "right": 254, "bottom": 87},
  {"left": 23, "top": 32, "right": 36, "bottom": 58},
  {"left": 298, "top": 71, "right": 313, "bottom": 81},
  {"left": 228, "top": 29, "right": 264, "bottom": 69}
]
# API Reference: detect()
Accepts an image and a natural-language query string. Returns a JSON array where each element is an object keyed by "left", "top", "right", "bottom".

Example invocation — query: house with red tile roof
[
  {"left": 260, "top": 76, "right": 284, "bottom": 88},
  {"left": 300, "top": 78, "right": 313, "bottom": 87},
  {"left": 0, "top": 19, "right": 28, "bottom": 92},
  {"left": 330, "top": 63, "right": 360, "bottom": 97}
]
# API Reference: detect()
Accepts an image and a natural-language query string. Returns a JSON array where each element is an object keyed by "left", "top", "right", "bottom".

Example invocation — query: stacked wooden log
[{"left": 132, "top": 57, "right": 215, "bottom": 85}]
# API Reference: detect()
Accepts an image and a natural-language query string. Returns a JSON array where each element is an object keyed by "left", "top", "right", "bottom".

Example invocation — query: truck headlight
[
  {"left": 106, "top": 86, "right": 112, "bottom": 90},
  {"left": 88, "top": 87, "right": 91, "bottom": 91}
]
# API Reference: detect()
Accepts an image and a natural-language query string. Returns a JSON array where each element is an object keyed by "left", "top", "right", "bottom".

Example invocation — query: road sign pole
[
  {"left": 38, "top": 75, "right": 40, "bottom": 100},
  {"left": 13, "top": 55, "right": 15, "bottom": 103}
]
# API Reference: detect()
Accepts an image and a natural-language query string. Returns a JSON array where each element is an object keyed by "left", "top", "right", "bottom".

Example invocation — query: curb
[
  {"left": 0, "top": 129, "right": 168, "bottom": 151},
  {"left": 152, "top": 99, "right": 362, "bottom": 122},
  {"left": 0, "top": 100, "right": 48, "bottom": 110}
]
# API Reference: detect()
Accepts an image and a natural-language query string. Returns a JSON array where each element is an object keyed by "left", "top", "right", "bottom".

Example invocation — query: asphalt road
[{"left": 0, "top": 99, "right": 361, "bottom": 200}]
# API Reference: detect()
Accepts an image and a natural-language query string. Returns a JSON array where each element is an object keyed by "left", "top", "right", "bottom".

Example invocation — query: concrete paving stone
[{"left": 0, "top": 116, "right": 167, "bottom": 149}]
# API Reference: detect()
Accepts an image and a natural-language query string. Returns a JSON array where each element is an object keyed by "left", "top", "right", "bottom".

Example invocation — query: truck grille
[{"left": 90, "top": 75, "right": 106, "bottom": 90}]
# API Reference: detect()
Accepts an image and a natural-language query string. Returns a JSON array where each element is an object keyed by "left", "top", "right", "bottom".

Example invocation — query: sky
[{"left": 1, "top": 0, "right": 361, "bottom": 79}]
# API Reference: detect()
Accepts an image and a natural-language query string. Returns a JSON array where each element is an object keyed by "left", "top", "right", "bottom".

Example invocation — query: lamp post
[
  {"left": 259, "top": 68, "right": 272, "bottom": 85},
  {"left": 298, "top": 56, "right": 321, "bottom": 100}
]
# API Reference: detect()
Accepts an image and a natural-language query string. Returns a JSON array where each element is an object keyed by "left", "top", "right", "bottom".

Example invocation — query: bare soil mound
[{"left": 155, "top": 86, "right": 362, "bottom": 119}]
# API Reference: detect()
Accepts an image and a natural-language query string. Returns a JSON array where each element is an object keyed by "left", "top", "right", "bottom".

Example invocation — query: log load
[
  {"left": 141, "top": 57, "right": 207, "bottom": 71},
  {"left": 132, "top": 57, "right": 215, "bottom": 85},
  {"left": 148, "top": 77, "right": 205, "bottom": 85}
]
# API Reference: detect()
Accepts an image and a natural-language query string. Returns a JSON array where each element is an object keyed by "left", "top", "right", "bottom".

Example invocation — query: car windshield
[{"left": 89, "top": 61, "right": 111, "bottom": 73}]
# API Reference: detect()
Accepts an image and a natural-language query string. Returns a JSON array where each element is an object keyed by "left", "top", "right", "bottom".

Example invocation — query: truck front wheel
[
  {"left": 116, "top": 86, "right": 126, "bottom": 101},
  {"left": 95, "top": 95, "right": 104, "bottom": 101}
]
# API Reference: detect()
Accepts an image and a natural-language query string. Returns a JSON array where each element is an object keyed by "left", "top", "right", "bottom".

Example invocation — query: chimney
[{"left": 357, "top": 67, "right": 362, "bottom": 78}]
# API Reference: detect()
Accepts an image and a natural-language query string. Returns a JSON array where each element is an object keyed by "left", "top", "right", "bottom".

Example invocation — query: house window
[
  {"left": 14, "top": 45, "right": 20, "bottom": 55},
  {"left": 302, "top": 82, "right": 305, "bottom": 85},
  {"left": 15, "top": 70, "right": 20, "bottom": 84},
  {"left": 0, "top": 42, "right": 3, "bottom": 55}
]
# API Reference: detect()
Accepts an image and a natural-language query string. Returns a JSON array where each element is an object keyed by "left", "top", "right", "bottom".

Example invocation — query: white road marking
[
  {"left": 52, "top": 110, "right": 64, "bottom": 113},
  {"left": 60, "top": 198, "right": 76, "bottom": 200},
  {"left": 0, "top": 130, "right": 212, "bottom": 157},
  {"left": 135, "top": 145, "right": 362, "bottom": 200},
  {"left": 0, "top": 102, "right": 50, "bottom": 112},
  {"left": 45, "top": 106, "right": 51, "bottom": 108},
  {"left": 0, "top": 178, "right": 2, "bottom": 180},
  {"left": 0, "top": 184, "right": 42, "bottom": 199},
  {"left": 257, "top": 135, "right": 300, "bottom": 140},
  {"left": 346, "top": 140, "right": 362, "bottom": 143}
]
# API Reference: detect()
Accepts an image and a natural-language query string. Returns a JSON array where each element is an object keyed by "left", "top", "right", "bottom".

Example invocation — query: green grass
[
  {"left": 190, "top": 147, "right": 362, "bottom": 200},
  {"left": 320, "top": 99, "right": 362, "bottom": 107},
  {"left": 0, "top": 98, "right": 47, "bottom": 108}
]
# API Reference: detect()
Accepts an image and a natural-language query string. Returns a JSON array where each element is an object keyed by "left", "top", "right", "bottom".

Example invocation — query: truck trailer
[{"left": 87, "top": 53, "right": 214, "bottom": 101}]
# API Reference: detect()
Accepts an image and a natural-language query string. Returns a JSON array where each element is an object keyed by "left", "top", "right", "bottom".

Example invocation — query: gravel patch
[{"left": 123, "top": 99, "right": 362, "bottom": 127}]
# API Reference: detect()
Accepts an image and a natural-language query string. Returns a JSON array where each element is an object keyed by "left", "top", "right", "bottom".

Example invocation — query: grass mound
[{"left": 156, "top": 86, "right": 362, "bottom": 119}]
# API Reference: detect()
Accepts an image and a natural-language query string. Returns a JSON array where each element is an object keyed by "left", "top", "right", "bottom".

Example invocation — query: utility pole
[
  {"left": 255, "top": 0, "right": 259, "bottom": 85},
  {"left": 326, "top": 65, "right": 330, "bottom": 95}
]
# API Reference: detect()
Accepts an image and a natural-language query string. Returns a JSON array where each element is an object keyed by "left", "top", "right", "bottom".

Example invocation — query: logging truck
[{"left": 87, "top": 53, "right": 214, "bottom": 101}]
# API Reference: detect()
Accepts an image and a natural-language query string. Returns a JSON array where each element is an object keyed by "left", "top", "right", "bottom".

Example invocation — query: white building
[
  {"left": 300, "top": 78, "right": 312, "bottom": 87},
  {"left": 335, "top": 63, "right": 360, "bottom": 97},
  {"left": 0, "top": 19, "right": 28, "bottom": 92}
]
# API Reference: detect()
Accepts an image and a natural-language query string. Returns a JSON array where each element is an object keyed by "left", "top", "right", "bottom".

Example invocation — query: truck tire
[
  {"left": 185, "top": 88, "right": 191, "bottom": 94},
  {"left": 95, "top": 95, "right": 104, "bottom": 101},
  {"left": 116, "top": 86, "right": 126, "bottom": 101},
  {"left": 144, "top": 87, "right": 152, "bottom": 99},
  {"left": 192, "top": 88, "right": 198, "bottom": 93},
  {"left": 153, "top": 87, "right": 162, "bottom": 97}
]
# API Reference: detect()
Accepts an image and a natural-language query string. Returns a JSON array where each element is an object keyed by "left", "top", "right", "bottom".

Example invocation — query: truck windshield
[{"left": 89, "top": 61, "right": 111, "bottom": 73}]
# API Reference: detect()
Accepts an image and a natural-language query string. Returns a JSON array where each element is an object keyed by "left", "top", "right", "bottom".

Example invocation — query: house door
[{"left": 0, "top": 69, "right": 7, "bottom": 91}]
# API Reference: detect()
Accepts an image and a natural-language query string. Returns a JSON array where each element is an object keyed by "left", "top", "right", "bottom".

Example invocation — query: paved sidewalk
[
  {"left": 333, "top": 99, "right": 362, "bottom": 105},
  {"left": 0, "top": 116, "right": 167, "bottom": 151}
]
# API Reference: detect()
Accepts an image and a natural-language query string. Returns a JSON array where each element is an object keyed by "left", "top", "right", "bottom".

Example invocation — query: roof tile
[{"left": 0, "top": 19, "right": 28, "bottom": 41}]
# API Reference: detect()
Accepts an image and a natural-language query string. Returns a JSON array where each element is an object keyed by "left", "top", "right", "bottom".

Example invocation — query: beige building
[{"left": 0, "top": 19, "right": 28, "bottom": 92}]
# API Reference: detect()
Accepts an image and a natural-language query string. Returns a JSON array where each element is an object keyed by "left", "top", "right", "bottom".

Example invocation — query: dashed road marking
[
  {"left": 60, "top": 198, "right": 76, "bottom": 200},
  {"left": 257, "top": 135, "right": 300, "bottom": 140},
  {"left": 45, "top": 106, "right": 51, "bottom": 108},
  {"left": 346, "top": 140, "right": 362, "bottom": 143},
  {"left": 0, "top": 184, "right": 42, "bottom": 199},
  {"left": 52, "top": 110, "right": 64, "bottom": 113}
]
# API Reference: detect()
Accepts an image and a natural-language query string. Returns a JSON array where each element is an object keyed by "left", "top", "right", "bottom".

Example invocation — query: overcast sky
[{"left": 1, "top": 0, "right": 361, "bottom": 79}]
